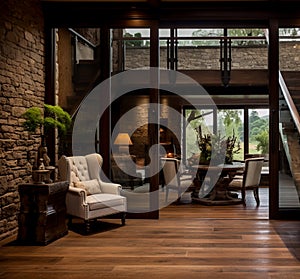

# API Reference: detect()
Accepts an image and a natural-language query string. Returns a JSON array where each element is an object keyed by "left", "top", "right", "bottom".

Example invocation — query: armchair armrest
[
  {"left": 67, "top": 186, "right": 87, "bottom": 204},
  {"left": 100, "top": 181, "right": 122, "bottom": 195},
  {"left": 66, "top": 186, "right": 88, "bottom": 218}
]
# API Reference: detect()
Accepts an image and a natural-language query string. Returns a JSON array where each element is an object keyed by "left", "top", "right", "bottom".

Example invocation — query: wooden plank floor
[{"left": 1, "top": 188, "right": 300, "bottom": 279}]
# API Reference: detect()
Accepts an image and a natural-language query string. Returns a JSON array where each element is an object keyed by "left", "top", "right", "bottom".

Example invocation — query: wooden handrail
[
  {"left": 68, "top": 28, "right": 97, "bottom": 49},
  {"left": 279, "top": 72, "right": 300, "bottom": 135},
  {"left": 264, "top": 28, "right": 300, "bottom": 135},
  {"left": 279, "top": 123, "right": 292, "bottom": 173}
]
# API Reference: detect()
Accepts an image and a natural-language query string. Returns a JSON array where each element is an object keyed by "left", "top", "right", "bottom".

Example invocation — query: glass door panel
[
  {"left": 111, "top": 28, "right": 156, "bottom": 214},
  {"left": 278, "top": 28, "right": 300, "bottom": 209}
]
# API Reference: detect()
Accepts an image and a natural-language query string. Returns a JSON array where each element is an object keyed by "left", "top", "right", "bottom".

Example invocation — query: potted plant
[
  {"left": 191, "top": 125, "right": 241, "bottom": 165},
  {"left": 23, "top": 104, "right": 71, "bottom": 170}
]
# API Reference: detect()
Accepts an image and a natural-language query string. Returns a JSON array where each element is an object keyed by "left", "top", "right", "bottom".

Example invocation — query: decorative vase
[
  {"left": 225, "top": 153, "right": 233, "bottom": 164},
  {"left": 199, "top": 152, "right": 210, "bottom": 165}
]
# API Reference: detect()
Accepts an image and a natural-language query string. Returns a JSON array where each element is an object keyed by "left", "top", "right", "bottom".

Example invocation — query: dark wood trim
[
  {"left": 148, "top": 21, "right": 160, "bottom": 219},
  {"left": 204, "top": 85, "right": 268, "bottom": 95},
  {"left": 179, "top": 70, "right": 268, "bottom": 87},
  {"left": 44, "top": 27, "right": 56, "bottom": 165},
  {"left": 42, "top": 1, "right": 300, "bottom": 28},
  {"left": 268, "top": 18, "right": 280, "bottom": 219},
  {"left": 99, "top": 27, "right": 111, "bottom": 178},
  {"left": 244, "top": 108, "right": 249, "bottom": 156}
]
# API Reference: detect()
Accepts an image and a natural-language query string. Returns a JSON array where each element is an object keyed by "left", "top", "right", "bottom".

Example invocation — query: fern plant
[{"left": 23, "top": 104, "right": 71, "bottom": 137}]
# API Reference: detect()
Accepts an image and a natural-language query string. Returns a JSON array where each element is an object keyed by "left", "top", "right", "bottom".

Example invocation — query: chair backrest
[
  {"left": 243, "top": 157, "right": 264, "bottom": 188},
  {"left": 111, "top": 154, "right": 137, "bottom": 177},
  {"left": 161, "top": 158, "right": 180, "bottom": 187},
  {"left": 58, "top": 153, "right": 103, "bottom": 185}
]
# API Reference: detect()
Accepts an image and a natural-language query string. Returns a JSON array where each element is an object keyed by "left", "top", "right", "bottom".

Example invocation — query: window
[
  {"left": 184, "top": 107, "right": 269, "bottom": 163},
  {"left": 248, "top": 109, "right": 269, "bottom": 155}
]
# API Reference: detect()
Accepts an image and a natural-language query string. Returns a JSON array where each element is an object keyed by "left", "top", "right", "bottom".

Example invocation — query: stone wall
[
  {"left": 0, "top": 0, "right": 45, "bottom": 241},
  {"left": 125, "top": 42, "right": 300, "bottom": 70}
]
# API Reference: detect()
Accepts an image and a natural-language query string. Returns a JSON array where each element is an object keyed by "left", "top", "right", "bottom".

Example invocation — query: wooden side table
[{"left": 17, "top": 181, "right": 69, "bottom": 245}]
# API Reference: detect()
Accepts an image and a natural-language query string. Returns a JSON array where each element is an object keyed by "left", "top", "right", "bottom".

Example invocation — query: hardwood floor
[{"left": 1, "top": 188, "right": 300, "bottom": 279}]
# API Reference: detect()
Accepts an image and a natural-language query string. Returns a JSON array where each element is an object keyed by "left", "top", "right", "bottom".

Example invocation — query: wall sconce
[
  {"left": 220, "top": 29, "right": 232, "bottom": 87},
  {"left": 114, "top": 133, "right": 133, "bottom": 154}
]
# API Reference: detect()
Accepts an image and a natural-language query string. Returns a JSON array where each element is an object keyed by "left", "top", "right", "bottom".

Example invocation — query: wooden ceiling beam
[{"left": 42, "top": 1, "right": 300, "bottom": 27}]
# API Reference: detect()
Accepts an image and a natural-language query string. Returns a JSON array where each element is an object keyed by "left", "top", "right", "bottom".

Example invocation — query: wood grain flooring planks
[{"left": 1, "top": 188, "right": 300, "bottom": 279}]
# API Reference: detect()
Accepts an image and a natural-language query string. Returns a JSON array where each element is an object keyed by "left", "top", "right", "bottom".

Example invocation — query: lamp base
[{"left": 119, "top": 145, "right": 129, "bottom": 154}]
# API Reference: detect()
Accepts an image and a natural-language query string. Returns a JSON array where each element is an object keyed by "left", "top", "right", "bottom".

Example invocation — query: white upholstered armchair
[{"left": 58, "top": 153, "right": 127, "bottom": 231}]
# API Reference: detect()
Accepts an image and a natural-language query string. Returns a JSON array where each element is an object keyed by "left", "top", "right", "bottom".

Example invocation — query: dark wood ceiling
[{"left": 42, "top": 0, "right": 300, "bottom": 28}]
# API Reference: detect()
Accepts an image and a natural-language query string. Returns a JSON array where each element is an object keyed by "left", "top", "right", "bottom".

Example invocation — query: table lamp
[{"left": 114, "top": 133, "right": 133, "bottom": 154}]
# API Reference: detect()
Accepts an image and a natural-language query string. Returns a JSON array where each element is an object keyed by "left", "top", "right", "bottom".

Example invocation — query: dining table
[{"left": 190, "top": 162, "right": 245, "bottom": 205}]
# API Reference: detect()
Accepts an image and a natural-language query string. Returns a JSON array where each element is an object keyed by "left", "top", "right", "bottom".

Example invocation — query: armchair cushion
[
  {"left": 87, "top": 193, "right": 127, "bottom": 211},
  {"left": 74, "top": 179, "right": 101, "bottom": 195}
]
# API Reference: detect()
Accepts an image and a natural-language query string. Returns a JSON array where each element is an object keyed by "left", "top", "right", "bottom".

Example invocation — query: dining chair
[
  {"left": 160, "top": 157, "right": 194, "bottom": 203},
  {"left": 227, "top": 157, "right": 264, "bottom": 206}
]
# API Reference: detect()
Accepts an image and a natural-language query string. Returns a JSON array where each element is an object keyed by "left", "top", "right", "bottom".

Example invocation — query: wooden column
[
  {"left": 99, "top": 27, "right": 111, "bottom": 178},
  {"left": 268, "top": 19, "right": 279, "bottom": 219},
  {"left": 149, "top": 21, "right": 159, "bottom": 218},
  {"left": 244, "top": 108, "right": 249, "bottom": 156}
]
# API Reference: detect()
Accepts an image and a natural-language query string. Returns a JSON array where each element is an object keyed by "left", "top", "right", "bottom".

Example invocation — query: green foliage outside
[
  {"left": 185, "top": 109, "right": 213, "bottom": 158},
  {"left": 218, "top": 109, "right": 243, "bottom": 161},
  {"left": 249, "top": 110, "right": 269, "bottom": 154},
  {"left": 124, "top": 28, "right": 300, "bottom": 48},
  {"left": 218, "top": 109, "right": 242, "bottom": 138},
  {"left": 279, "top": 28, "right": 300, "bottom": 36},
  {"left": 124, "top": 32, "right": 144, "bottom": 47},
  {"left": 185, "top": 108, "right": 269, "bottom": 161},
  {"left": 255, "top": 130, "right": 269, "bottom": 154},
  {"left": 192, "top": 28, "right": 266, "bottom": 46}
]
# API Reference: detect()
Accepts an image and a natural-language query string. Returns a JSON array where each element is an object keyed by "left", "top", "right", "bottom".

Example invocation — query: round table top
[{"left": 191, "top": 162, "right": 244, "bottom": 172}]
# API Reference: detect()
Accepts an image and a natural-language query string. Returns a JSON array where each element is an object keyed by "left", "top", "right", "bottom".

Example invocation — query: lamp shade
[{"left": 114, "top": 133, "right": 133, "bottom": 146}]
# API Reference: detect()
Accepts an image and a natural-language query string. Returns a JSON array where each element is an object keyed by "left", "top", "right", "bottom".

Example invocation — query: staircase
[
  {"left": 61, "top": 29, "right": 102, "bottom": 156},
  {"left": 66, "top": 29, "right": 101, "bottom": 117},
  {"left": 279, "top": 71, "right": 300, "bottom": 197},
  {"left": 281, "top": 71, "right": 300, "bottom": 112},
  {"left": 69, "top": 58, "right": 101, "bottom": 116}
]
